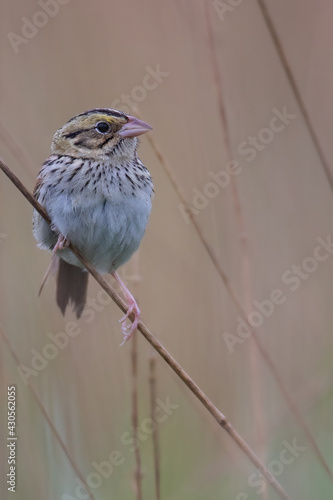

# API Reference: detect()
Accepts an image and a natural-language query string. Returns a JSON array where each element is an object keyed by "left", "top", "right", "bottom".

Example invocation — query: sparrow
[{"left": 33, "top": 108, "right": 154, "bottom": 342}]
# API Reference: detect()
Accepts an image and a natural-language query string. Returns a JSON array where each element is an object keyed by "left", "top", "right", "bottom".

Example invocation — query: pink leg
[
  {"left": 112, "top": 271, "right": 140, "bottom": 345},
  {"left": 52, "top": 234, "right": 69, "bottom": 255}
]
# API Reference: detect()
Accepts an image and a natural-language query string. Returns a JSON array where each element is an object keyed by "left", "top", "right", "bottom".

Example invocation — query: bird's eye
[{"left": 96, "top": 122, "right": 110, "bottom": 134}]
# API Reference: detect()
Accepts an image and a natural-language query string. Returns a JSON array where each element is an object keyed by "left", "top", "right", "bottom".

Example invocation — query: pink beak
[{"left": 118, "top": 115, "right": 152, "bottom": 138}]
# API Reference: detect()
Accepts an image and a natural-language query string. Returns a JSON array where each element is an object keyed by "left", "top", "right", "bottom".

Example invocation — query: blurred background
[{"left": 1, "top": 1, "right": 333, "bottom": 499}]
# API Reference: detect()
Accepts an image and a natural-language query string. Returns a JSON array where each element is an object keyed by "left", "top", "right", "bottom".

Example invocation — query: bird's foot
[
  {"left": 119, "top": 297, "right": 140, "bottom": 345},
  {"left": 112, "top": 271, "right": 140, "bottom": 345},
  {"left": 52, "top": 233, "right": 69, "bottom": 255}
]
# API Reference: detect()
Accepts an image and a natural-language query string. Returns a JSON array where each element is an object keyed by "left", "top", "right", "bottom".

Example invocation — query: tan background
[{"left": 1, "top": 1, "right": 333, "bottom": 499}]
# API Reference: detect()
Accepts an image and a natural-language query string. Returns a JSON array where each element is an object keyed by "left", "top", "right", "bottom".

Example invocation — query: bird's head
[{"left": 51, "top": 108, "right": 152, "bottom": 160}]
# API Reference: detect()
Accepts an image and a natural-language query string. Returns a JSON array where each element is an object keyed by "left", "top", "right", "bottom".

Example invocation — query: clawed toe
[
  {"left": 119, "top": 302, "right": 140, "bottom": 345},
  {"left": 52, "top": 234, "right": 70, "bottom": 255},
  {"left": 111, "top": 271, "right": 141, "bottom": 345}
]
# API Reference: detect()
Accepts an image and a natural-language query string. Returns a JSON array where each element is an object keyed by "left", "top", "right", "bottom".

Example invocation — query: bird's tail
[{"left": 56, "top": 259, "right": 88, "bottom": 318}]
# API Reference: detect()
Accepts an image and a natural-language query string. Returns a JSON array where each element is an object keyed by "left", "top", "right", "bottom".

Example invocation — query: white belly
[{"left": 34, "top": 195, "right": 152, "bottom": 274}]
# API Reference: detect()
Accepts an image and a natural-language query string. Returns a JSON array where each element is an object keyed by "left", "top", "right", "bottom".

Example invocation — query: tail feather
[{"left": 56, "top": 260, "right": 88, "bottom": 318}]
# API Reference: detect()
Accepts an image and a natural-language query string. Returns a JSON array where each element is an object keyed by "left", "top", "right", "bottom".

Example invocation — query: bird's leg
[
  {"left": 51, "top": 225, "right": 70, "bottom": 255},
  {"left": 112, "top": 271, "right": 140, "bottom": 345},
  {"left": 52, "top": 235, "right": 69, "bottom": 254}
]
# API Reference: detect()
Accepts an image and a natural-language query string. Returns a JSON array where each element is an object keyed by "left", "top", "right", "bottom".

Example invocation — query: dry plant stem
[
  {"left": 129, "top": 254, "right": 143, "bottom": 500},
  {"left": 204, "top": 7, "right": 268, "bottom": 493},
  {"left": 255, "top": 1, "right": 333, "bottom": 481},
  {"left": 144, "top": 119, "right": 333, "bottom": 483},
  {"left": 257, "top": 0, "right": 333, "bottom": 192},
  {"left": 0, "top": 327, "right": 96, "bottom": 500},
  {"left": 131, "top": 332, "right": 143, "bottom": 500},
  {"left": 0, "top": 119, "right": 36, "bottom": 175},
  {"left": 139, "top": 14, "right": 333, "bottom": 479},
  {"left": 0, "top": 157, "right": 292, "bottom": 500},
  {"left": 149, "top": 357, "right": 161, "bottom": 500}
]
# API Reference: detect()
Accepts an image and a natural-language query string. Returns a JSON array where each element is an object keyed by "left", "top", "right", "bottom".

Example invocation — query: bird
[{"left": 32, "top": 108, "right": 154, "bottom": 343}]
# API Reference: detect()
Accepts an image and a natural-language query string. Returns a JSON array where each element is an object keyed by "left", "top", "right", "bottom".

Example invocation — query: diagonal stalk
[{"left": 0, "top": 157, "right": 292, "bottom": 500}]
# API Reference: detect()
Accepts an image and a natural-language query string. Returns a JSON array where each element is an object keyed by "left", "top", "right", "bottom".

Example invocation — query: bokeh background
[{"left": 1, "top": 1, "right": 333, "bottom": 499}]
